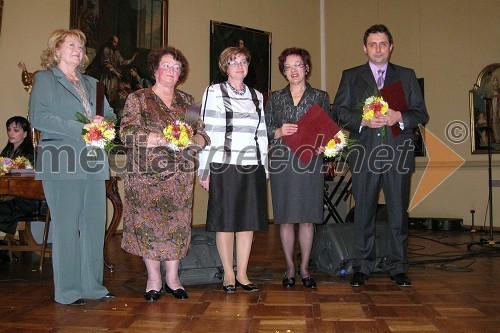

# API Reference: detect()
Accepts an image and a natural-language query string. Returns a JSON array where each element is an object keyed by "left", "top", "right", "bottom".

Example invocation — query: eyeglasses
[
  {"left": 228, "top": 60, "right": 249, "bottom": 67},
  {"left": 159, "top": 62, "right": 181, "bottom": 72},
  {"left": 283, "top": 62, "right": 306, "bottom": 71}
]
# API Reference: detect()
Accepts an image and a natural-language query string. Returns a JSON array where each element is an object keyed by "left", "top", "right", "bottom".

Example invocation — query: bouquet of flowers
[
  {"left": 76, "top": 112, "right": 116, "bottom": 155},
  {"left": 324, "top": 130, "right": 348, "bottom": 158},
  {"left": 0, "top": 156, "right": 33, "bottom": 175},
  {"left": 0, "top": 157, "right": 15, "bottom": 175},
  {"left": 13, "top": 156, "right": 33, "bottom": 169},
  {"left": 362, "top": 95, "right": 389, "bottom": 139},
  {"left": 162, "top": 120, "right": 194, "bottom": 151}
]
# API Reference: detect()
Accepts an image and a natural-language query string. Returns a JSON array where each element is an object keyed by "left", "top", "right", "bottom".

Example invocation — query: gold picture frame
[
  {"left": 0, "top": 0, "right": 4, "bottom": 37},
  {"left": 470, "top": 63, "right": 500, "bottom": 153}
]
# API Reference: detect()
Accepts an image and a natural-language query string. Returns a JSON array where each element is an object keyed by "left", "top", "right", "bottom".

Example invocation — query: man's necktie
[{"left": 377, "top": 69, "right": 385, "bottom": 90}]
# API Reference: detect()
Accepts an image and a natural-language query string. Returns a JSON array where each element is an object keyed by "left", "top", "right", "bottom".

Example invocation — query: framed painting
[
  {"left": 70, "top": 0, "right": 168, "bottom": 92},
  {"left": 470, "top": 63, "right": 500, "bottom": 154},
  {"left": 210, "top": 21, "right": 272, "bottom": 103}
]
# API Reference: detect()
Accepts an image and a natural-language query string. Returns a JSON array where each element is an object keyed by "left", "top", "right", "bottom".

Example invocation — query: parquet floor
[{"left": 1, "top": 224, "right": 499, "bottom": 333}]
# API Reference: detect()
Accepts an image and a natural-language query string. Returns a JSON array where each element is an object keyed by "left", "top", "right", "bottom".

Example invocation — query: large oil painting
[{"left": 70, "top": 0, "right": 168, "bottom": 148}]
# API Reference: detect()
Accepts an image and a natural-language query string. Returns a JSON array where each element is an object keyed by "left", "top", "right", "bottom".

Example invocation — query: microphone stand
[{"left": 468, "top": 97, "right": 499, "bottom": 249}]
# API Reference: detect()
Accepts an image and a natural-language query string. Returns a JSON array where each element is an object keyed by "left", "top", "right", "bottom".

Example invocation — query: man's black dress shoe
[
  {"left": 69, "top": 299, "right": 86, "bottom": 306},
  {"left": 350, "top": 272, "right": 367, "bottom": 287},
  {"left": 144, "top": 290, "right": 161, "bottom": 302},
  {"left": 236, "top": 279, "right": 259, "bottom": 292},
  {"left": 390, "top": 273, "right": 412, "bottom": 287},
  {"left": 164, "top": 283, "right": 188, "bottom": 299},
  {"left": 222, "top": 284, "right": 236, "bottom": 293},
  {"left": 301, "top": 276, "right": 317, "bottom": 289},
  {"left": 282, "top": 275, "right": 296, "bottom": 288},
  {"left": 101, "top": 292, "right": 116, "bottom": 299}
]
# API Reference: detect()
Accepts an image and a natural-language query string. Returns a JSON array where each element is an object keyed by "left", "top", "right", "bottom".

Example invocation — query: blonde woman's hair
[
  {"left": 40, "top": 29, "right": 89, "bottom": 71},
  {"left": 218, "top": 46, "right": 251, "bottom": 76}
]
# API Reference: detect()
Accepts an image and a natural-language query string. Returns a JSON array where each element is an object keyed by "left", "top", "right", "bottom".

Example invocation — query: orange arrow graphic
[{"left": 409, "top": 125, "right": 465, "bottom": 211}]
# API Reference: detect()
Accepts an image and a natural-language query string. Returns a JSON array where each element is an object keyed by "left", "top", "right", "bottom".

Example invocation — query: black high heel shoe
[
  {"left": 235, "top": 279, "right": 259, "bottom": 292},
  {"left": 164, "top": 283, "right": 188, "bottom": 299},
  {"left": 222, "top": 284, "right": 236, "bottom": 293},
  {"left": 282, "top": 273, "right": 296, "bottom": 288},
  {"left": 69, "top": 298, "right": 86, "bottom": 306},
  {"left": 301, "top": 276, "right": 317, "bottom": 289},
  {"left": 144, "top": 290, "right": 161, "bottom": 302}
]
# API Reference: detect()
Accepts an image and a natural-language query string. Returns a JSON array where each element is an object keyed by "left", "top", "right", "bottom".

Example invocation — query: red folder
[
  {"left": 380, "top": 80, "right": 407, "bottom": 136},
  {"left": 282, "top": 103, "right": 341, "bottom": 165}
]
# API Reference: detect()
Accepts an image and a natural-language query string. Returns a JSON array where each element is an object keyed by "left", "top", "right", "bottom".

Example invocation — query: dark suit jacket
[
  {"left": 29, "top": 67, "right": 115, "bottom": 181},
  {"left": 332, "top": 62, "right": 429, "bottom": 173}
]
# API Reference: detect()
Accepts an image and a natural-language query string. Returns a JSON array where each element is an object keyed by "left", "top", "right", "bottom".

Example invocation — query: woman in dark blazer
[
  {"left": 29, "top": 29, "right": 115, "bottom": 305},
  {"left": 265, "top": 48, "right": 330, "bottom": 289}
]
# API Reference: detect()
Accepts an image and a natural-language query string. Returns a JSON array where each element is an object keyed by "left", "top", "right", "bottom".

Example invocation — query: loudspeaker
[
  {"left": 344, "top": 204, "right": 388, "bottom": 224},
  {"left": 178, "top": 229, "right": 224, "bottom": 285},
  {"left": 311, "top": 222, "right": 389, "bottom": 276}
]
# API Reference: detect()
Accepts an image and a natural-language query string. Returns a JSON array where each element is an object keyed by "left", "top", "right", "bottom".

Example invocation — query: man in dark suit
[{"left": 332, "top": 24, "right": 429, "bottom": 287}]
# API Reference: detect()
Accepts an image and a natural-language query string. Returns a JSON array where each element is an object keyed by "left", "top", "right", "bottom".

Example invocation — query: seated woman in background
[
  {"left": 129, "top": 66, "right": 152, "bottom": 91},
  {"left": 1, "top": 116, "right": 35, "bottom": 163},
  {"left": 0, "top": 116, "right": 39, "bottom": 236}
]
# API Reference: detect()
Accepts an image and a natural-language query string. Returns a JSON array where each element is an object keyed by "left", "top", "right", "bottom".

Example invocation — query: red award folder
[
  {"left": 282, "top": 103, "right": 341, "bottom": 165},
  {"left": 380, "top": 80, "right": 407, "bottom": 137}
]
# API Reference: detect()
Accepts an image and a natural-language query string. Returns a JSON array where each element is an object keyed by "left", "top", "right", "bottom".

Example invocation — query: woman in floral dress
[{"left": 120, "top": 47, "right": 210, "bottom": 302}]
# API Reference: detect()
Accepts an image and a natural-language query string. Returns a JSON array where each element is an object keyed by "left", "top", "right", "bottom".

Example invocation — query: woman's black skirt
[{"left": 206, "top": 163, "right": 268, "bottom": 232}]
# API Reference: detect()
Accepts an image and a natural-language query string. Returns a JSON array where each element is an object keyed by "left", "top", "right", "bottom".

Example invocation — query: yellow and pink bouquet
[
  {"left": 324, "top": 130, "right": 348, "bottom": 158},
  {"left": 163, "top": 120, "right": 194, "bottom": 151},
  {"left": 13, "top": 156, "right": 33, "bottom": 169},
  {"left": 0, "top": 156, "right": 33, "bottom": 175},
  {"left": 76, "top": 112, "right": 116, "bottom": 155},
  {"left": 362, "top": 95, "right": 389, "bottom": 139}
]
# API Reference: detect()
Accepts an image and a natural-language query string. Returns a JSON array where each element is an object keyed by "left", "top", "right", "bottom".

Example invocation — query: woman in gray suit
[{"left": 29, "top": 29, "right": 115, "bottom": 305}]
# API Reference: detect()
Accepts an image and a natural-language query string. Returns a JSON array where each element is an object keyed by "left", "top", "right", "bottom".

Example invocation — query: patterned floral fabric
[{"left": 120, "top": 88, "right": 209, "bottom": 261}]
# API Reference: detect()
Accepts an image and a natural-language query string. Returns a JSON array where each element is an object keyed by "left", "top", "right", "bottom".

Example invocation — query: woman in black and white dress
[{"left": 198, "top": 46, "right": 268, "bottom": 293}]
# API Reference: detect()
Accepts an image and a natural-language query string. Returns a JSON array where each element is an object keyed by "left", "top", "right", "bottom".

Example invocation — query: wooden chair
[{"left": 0, "top": 202, "right": 51, "bottom": 271}]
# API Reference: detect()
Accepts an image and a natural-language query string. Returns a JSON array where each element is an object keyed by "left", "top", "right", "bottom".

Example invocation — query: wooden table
[{"left": 0, "top": 174, "right": 123, "bottom": 271}]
